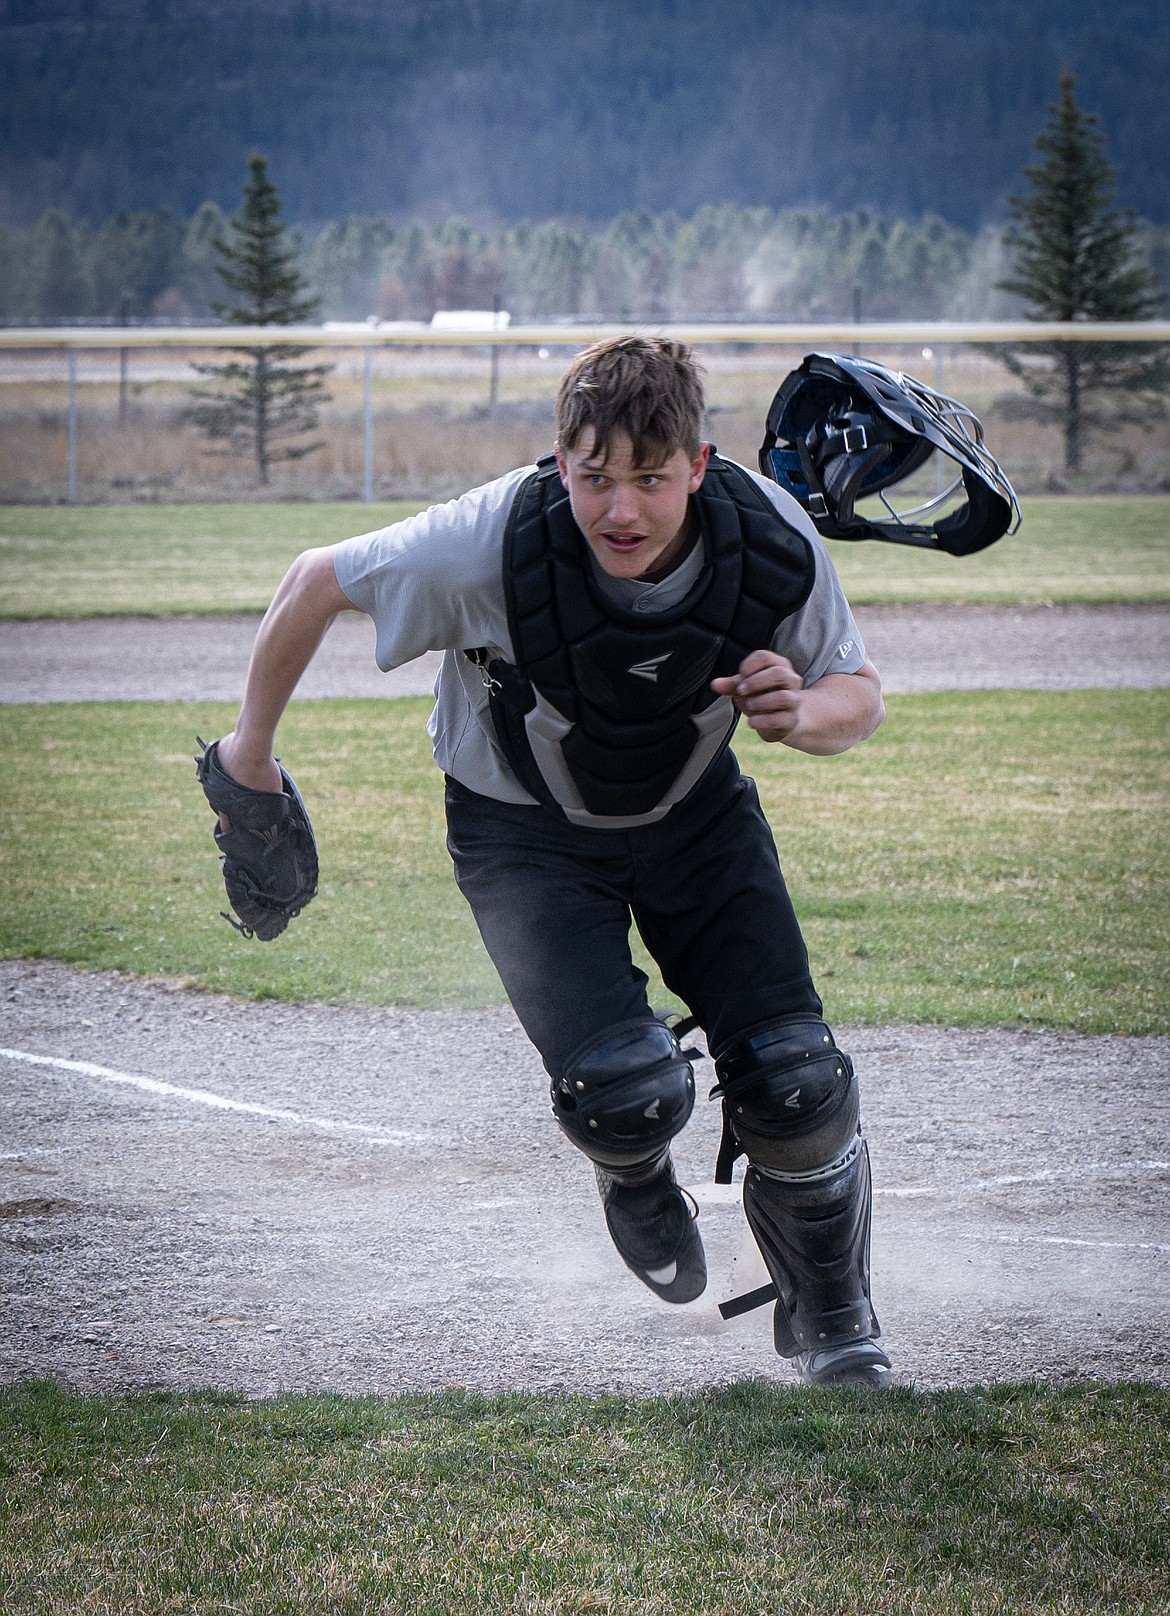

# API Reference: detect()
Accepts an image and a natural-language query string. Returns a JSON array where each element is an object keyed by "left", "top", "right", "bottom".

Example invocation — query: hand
[
  {"left": 214, "top": 732, "right": 283, "bottom": 793},
  {"left": 712, "top": 653, "right": 885, "bottom": 753},
  {"left": 211, "top": 733, "right": 283, "bottom": 830},
  {"left": 711, "top": 650, "right": 806, "bottom": 743}
]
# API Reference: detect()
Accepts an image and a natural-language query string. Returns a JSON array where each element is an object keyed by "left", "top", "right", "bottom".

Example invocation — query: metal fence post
[
  {"left": 118, "top": 288, "right": 130, "bottom": 425},
  {"left": 489, "top": 293, "right": 502, "bottom": 410},
  {"left": 935, "top": 344, "right": 946, "bottom": 497},
  {"left": 67, "top": 347, "right": 78, "bottom": 503},
  {"left": 363, "top": 346, "right": 373, "bottom": 502},
  {"left": 0, "top": 322, "right": 1163, "bottom": 502}
]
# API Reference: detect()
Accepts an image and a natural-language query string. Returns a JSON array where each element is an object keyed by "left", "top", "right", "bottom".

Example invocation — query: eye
[
  {"left": 587, "top": 474, "right": 608, "bottom": 488},
  {"left": 639, "top": 475, "right": 661, "bottom": 488}
]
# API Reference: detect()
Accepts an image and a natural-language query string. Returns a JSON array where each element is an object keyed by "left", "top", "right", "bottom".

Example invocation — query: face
[{"left": 555, "top": 429, "right": 710, "bottom": 580}]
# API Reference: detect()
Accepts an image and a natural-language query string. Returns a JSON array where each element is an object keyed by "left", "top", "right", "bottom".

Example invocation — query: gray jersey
[{"left": 334, "top": 461, "right": 868, "bottom": 822}]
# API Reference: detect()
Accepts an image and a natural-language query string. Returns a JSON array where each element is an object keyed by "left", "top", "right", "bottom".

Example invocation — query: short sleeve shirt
[{"left": 334, "top": 461, "right": 868, "bottom": 807}]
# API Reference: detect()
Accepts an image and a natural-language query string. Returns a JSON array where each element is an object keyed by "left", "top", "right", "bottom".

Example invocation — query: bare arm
[
  {"left": 215, "top": 545, "right": 355, "bottom": 790},
  {"left": 711, "top": 649, "right": 884, "bottom": 755}
]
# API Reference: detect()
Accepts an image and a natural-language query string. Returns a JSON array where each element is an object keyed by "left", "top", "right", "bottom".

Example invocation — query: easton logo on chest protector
[
  {"left": 467, "top": 453, "right": 817, "bottom": 820},
  {"left": 628, "top": 653, "right": 673, "bottom": 682}
]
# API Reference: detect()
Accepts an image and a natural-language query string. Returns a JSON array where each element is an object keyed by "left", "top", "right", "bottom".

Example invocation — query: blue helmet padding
[
  {"left": 764, "top": 445, "right": 811, "bottom": 502},
  {"left": 764, "top": 437, "right": 925, "bottom": 503}
]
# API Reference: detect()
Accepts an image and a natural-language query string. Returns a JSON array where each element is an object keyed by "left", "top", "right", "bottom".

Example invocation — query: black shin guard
[
  {"left": 552, "top": 1019, "right": 695, "bottom": 1168},
  {"left": 743, "top": 1136, "right": 878, "bottom": 1355},
  {"left": 714, "top": 1018, "right": 881, "bottom": 1357}
]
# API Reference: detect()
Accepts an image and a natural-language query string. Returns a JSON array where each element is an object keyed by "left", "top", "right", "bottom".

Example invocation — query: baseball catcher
[{"left": 197, "top": 339, "right": 1017, "bottom": 1390}]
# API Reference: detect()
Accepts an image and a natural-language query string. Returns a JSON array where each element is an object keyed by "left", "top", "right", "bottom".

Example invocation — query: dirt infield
[
  {"left": 2, "top": 604, "right": 1167, "bottom": 1395},
  {"left": 2, "top": 959, "right": 1168, "bottom": 1397}
]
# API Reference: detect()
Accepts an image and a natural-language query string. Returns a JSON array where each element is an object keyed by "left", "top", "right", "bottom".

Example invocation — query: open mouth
[{"left": 603, "top": 533, "right": 645, "bottom": 552}]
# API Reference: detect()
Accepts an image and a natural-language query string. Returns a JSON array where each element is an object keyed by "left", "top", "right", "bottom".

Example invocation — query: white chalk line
[
  {"left": 0, "top": 1046, "right": 422, "bottom": 1147},
  {"left": 876, "top": 1160, "right": 1170, "bottom": 1198},
  {"left": 4, "top": 1044, "right": 1167, "bottom": 1235},
  {"left": 948, "top": 1231, "right": 1170, "bottom": 1255}
]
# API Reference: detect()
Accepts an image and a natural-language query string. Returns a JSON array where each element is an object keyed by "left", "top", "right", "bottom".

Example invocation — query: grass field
[
  {"left": 2, "top": 1379, "right": 1167, "bottom": 1615},
  {"left": 0, "top": 501, "right": 424, "bottom": 618},
  {"left": 832, "top": 494, "right": 1170, "bottom": 603},
  {"left": 0, "top": 494, "right": 1168, "bottom": 616},
  {"left": 1, "top": 690, "right": 1165, "bottom": 1032}
]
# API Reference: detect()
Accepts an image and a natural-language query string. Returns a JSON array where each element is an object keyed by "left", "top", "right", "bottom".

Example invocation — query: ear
[
  {"left": 687, "top": 442, "right": 711, "bottom": 494},
  {"left": 553, "top": 443, "right": 570, "bottom": 489}
]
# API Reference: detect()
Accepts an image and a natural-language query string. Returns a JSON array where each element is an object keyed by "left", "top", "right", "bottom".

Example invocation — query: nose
[{"left": 607, "top": 481, "right": 639, "bottom": 527}]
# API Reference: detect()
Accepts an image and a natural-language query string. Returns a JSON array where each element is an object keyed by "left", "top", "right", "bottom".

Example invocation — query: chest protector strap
[{"left": 470, "top": 453, "right": 815, "bottom": 821}]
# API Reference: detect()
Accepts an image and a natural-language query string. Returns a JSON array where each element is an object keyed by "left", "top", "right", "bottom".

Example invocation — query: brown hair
[{"left": 555, "top": 335, "right": 706, "bottom": 465}]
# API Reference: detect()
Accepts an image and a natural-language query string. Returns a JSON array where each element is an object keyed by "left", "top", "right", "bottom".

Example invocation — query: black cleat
[
  {"left": 596, "top": 1158, "right": 707, "bottom": 1304},
  {"left": 794, "top": 1338, "right": 892, "bottom": 1389}
]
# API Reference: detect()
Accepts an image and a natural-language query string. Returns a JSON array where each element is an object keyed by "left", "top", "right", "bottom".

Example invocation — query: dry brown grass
[
  {"left": 1, "top": 342, "right": 1167, "bottom": 502},
  {"left": 0, "top": 390, "right": 555, "bottom": 503}
]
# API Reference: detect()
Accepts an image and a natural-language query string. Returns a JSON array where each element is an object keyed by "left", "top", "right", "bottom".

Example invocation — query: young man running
[{"left": 208, "top": 336, "right": 891, "bottom": 1388}]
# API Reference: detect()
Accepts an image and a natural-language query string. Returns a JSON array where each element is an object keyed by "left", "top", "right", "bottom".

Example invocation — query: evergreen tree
[
  {"left": 91, "top": 209, "right": 185, "bottom": 318},
  {"left": 190, "top": 154, "right": 331, "bottom": 485},
  {"left": 25, "top": 210, "right": 91, "bottom": 321},
  {"left": 997, "top": 73, "right": 1167, "bottom": 474}
]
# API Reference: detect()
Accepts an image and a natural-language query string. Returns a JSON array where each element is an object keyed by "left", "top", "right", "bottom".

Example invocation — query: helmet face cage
[{"left": 760, "top": 353, "right": 1021, "bottom": 555}]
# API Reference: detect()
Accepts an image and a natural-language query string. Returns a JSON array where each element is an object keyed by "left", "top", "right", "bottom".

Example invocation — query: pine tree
[
  {"left": 190, "top": 154, "right": 332, "bottom": 485},
  {"left": 997, "top": 74, "right": 1166, "bottom": 475}
]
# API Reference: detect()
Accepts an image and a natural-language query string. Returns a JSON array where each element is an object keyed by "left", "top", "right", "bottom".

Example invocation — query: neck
[{"left": 637, "top": 505, "right": 699, "bottom": 584}]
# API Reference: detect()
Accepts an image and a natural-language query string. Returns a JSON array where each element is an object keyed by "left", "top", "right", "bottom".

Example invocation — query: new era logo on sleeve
[{"left": 837, "top": 639, "right": 855, "bottom": 660}]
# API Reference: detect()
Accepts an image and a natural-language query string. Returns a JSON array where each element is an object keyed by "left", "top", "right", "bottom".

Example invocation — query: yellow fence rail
[{"left": 3, "top": 320, "right": 1169, "bottom": 348}]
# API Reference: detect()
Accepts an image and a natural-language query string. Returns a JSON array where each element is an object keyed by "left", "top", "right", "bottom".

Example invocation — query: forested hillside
[
  {"left": 4, "top": 197, "right": 1167, "bottom": 327},
  {"left": 0, "top": 202, "right": 1021, "bottom": 324},
  {"left": 1, "top": 0, "right": 1166, "bottom": 230}
]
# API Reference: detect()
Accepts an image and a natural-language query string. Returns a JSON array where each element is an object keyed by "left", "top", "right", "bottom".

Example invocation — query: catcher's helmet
[{"left": 759, "top": 352, "right": 1020, "bottom": 555}]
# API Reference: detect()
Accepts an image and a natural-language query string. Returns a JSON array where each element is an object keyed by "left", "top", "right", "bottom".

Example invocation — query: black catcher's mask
[{"left": 759, "top": 352, "right": 1021, "bottom": 555}]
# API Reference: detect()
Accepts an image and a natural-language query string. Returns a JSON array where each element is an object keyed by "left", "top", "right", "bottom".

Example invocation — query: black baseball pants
[{"left": 444, "top": 751, "right": 822, "bottom": 1080}]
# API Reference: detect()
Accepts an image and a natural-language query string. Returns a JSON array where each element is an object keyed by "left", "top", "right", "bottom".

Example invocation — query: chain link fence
[{"left": 1, "top": 325, "right": 1167, "bottom": 504}]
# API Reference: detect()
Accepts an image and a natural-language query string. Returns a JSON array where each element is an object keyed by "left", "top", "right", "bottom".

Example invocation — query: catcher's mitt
[{"left": 195, "top": 736, "right": 319, "bottom": 941}]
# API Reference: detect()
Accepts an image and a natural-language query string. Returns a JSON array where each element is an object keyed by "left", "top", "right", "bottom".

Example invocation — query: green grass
[
  {"left": 1, "top": 691, "right": 1165, "bottom": 1032},
  {"left": 1, "top": 1379, "right": 1167, "bottom": 1615},
  {"left": 0, "top": 697, "right": 497, "bottom": 1009},
  {"left": 0, "top": 501, "right": 425, "bottom": 618},
  {"left": 0, "top": 495, "right": 1167, "bottom": 617},
  {"left": 830, "top": 494, "right": 1170, "bottom": 604}
]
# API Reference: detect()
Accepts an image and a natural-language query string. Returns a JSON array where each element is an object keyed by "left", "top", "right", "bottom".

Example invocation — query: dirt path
[{"left": 2, "top": 603, "right": 1168, "bottom": 703}]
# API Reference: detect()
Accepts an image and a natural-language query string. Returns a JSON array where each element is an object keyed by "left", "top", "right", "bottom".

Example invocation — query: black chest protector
[{"left": 469, "top": 453, "right": 816, "bottom": 820}]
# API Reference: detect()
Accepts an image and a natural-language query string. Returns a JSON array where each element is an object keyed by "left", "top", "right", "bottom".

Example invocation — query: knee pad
[
  {"left": 552, "top": 1020, "right": 695, "bottom": 1170},
  {"left": 713, "top": 1017, "right": 858, "bottom": 1180}
]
